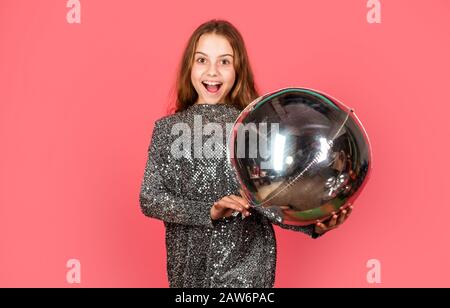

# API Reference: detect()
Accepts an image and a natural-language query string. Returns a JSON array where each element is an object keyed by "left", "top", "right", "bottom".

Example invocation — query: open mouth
[{"left": 202, "top": 81, "right": 222, "bottom": 94}]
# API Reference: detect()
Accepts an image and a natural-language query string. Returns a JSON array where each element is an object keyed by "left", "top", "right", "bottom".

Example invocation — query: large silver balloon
[{"left": 228, "top": 87, "right": 372, "bottom": 226}]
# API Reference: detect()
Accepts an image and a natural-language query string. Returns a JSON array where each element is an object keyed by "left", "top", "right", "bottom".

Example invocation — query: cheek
[
  {"left": 191, "top": 65, "right": 203, "bottom": 81},
  {"left": 223, "top": 69, "right": 236, "bottom": 86}
]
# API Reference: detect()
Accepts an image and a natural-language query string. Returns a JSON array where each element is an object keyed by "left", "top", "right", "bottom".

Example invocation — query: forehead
[{"left": 195, "top": 33, "right": 234, "bottom": 56}]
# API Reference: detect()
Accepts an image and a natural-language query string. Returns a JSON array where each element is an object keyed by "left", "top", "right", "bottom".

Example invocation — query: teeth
[{"left": 203, "top": 81, "right": 222, "bottom": 86}]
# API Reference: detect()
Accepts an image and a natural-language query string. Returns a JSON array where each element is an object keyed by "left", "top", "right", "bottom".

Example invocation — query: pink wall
[{"left": 1, "top": 0, "right": 449, "bottom": 287}]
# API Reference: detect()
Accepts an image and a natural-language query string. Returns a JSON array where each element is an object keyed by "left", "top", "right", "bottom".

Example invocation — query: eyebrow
[{"left": 194, "top": 51, "right": 234, "bottom": 58}]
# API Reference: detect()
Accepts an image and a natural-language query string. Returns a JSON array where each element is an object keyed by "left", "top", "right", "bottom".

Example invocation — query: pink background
[{"left": 1, "top": 0, "right": 449, "bottom": 287}]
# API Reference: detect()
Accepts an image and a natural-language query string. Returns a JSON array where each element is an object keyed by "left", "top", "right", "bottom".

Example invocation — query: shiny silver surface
[{"left": 229, "top": 88, "right": 372, "bottom": 226}]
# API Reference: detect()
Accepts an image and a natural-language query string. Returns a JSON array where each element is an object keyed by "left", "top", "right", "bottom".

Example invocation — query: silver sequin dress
[{"left": 139, "top": 103, "right": 319, "bottom": 288}]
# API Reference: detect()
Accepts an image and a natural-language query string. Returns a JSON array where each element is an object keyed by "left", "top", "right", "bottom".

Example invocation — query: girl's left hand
[{"left": 314, "top": 205, "right": 353, "bottom": 235}]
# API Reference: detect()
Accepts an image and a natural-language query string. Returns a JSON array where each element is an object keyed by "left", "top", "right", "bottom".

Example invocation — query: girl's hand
[
  {"left": 210, "top": 195, "right": 251, "bottom": 220},
  {"left": 314, "top": 205, "right": 353, "bottom": 235}
]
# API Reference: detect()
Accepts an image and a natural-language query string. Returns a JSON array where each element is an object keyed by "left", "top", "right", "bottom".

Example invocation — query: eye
[
  {"left": 221, "top": 59, "right": 231, "bottom": 65},
  {"left": 196, "top": 57, "right": 206, "bottom": 64}
]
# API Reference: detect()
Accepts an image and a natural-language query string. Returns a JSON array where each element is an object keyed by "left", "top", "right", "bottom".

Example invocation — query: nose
[{"left": 206, "top": 62, "right": 219, "bottom": 77}]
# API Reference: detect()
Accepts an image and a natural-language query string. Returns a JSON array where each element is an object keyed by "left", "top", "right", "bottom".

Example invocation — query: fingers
[
  {"left": 229, "top": 194, "right": 252, "bottom": 218},
  {"left": 328, "top": 212, "right": 338, "bottom": 228},
  {"left": 215, "top": 197, "right": 251, "bottom": 217},
  {"left": 315, "top": 205, "right": 353, "bottom": 234},
  {"left": 345, "top": 206, "right": 353, "bottom": 218},
  {"left": 338, "top": 204, "right": 353, "bottom": 223},
  {"left": 214, "top": 199, "right": 244, "bottom": 213},
  {"left": 337, "top": 209, "right": 347, "bottom": 225},
  {"left": 228, "top": 195, "right": 250, "bottom": 210},
  {"left": 315, "top": 221, "right": 327, "bottom": 234}
]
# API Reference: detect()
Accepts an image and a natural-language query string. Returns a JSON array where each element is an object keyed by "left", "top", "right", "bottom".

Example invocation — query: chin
[{"left": 203, "top": 95, "right": 224, "bottom": 104}]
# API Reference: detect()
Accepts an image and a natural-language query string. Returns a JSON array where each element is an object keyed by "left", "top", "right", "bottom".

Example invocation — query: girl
[{"left": 139, "top": 19, "right": 351, "bottom": 288}]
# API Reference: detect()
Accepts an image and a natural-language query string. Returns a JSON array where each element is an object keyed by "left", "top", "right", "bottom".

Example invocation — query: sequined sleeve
[
  {"left": 252, "top": 206, "right": 322, "bottom": 239},
  {"left": 274, "top": 220, "right": 322, "bottom": 239},
  {"left": 139, "top": 119, "right": 215, "bottom": 227}
]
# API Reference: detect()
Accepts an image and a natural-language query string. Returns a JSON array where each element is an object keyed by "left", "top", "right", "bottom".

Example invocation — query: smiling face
[{"left": 191, "top": 33, "right": 236, "bottom": 105}]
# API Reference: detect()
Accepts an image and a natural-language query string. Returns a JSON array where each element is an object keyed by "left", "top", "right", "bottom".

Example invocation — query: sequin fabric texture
[{"left": 139, "top": 103, "right": 318, "bottom": 288}]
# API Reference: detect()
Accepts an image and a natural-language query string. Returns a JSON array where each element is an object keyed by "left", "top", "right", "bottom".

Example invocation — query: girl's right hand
[{"left": 210, "top": 194, "right": 251, "bottom": 220}]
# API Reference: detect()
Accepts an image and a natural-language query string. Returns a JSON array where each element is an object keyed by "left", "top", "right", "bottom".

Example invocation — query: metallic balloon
[{"left": 228, "top": 87, "right": 372, "bottom": 226}]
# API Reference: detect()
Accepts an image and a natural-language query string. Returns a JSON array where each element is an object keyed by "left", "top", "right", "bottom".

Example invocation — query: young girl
[{"left": 139, "top": 19, "right": 351, "bottom": 288}]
